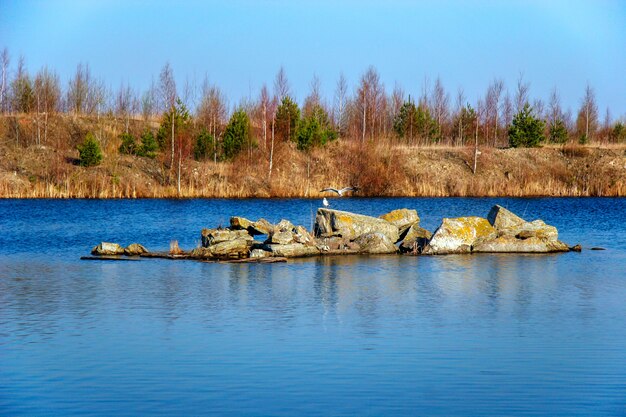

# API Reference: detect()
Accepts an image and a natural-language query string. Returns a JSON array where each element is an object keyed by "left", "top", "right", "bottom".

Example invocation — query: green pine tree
[
  {"left": 275, "top": 96, "right": 300, "bottom": 142},
  {"left": 137, "top": 130, "right": 158, "bottom": 158},
  {"left": 78, "top": 132, "right": 103, "bottom": 167},
  {"left": 222, "top": 109, "right": 250, "bottom": 160},
  {"left": 296, "top": 105, "right": 336, "bottom": 151},
  {"left": 549, "top": 119, "right": 568, "bottom": 144},
  {"left": 508, "top": 103, "right": 545, "bottom": 148},
  {"left": 118, "top": 132, "right": 138, "bottom": 155},
  {"left": 194, "top": 128, "right": 214, "bottom": 161}
]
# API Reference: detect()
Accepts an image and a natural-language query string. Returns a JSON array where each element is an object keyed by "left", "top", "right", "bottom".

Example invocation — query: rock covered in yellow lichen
[{"left": 423, "top": 217, "right": 497, "bottom": 254}]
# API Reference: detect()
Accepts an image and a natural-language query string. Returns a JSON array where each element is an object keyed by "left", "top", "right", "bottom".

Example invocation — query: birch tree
[
  {"left": 0, "top": 48, "right": 9, "bottom": 113},
  {"left": 159, "top": 62, "right": 177, "bottom": 167}
]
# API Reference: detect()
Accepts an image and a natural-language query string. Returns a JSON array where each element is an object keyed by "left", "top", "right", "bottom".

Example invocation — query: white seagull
[
  {"left": 320, "top": 186, "right": 360, "bottom": 197},
  {"left": 322, "top": 197, "right": 330, "bottom": 207}
]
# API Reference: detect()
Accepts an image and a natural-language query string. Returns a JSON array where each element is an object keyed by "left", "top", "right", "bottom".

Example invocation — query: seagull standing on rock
[{"left": 320, "top": 186, "right": 360, "bottom": 197}]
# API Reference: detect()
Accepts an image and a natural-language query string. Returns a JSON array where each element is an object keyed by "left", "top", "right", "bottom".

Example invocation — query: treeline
[{"left": 1, "top": 47, "right": 625, "bottom": 167}]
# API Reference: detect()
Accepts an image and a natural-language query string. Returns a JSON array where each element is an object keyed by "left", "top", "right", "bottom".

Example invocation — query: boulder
[
  {"left": 487, "top": 205, "right": 526, "bottom": 230},
  {"left": 314, "top": 208, "right": 399, "bottom": 243},
  {"left": 252, "top": 219, "right": 274, "bottom": 235},
  {"left": 267, "top": 219, "right": 296, "bottom": 245},
  {"left": 293, "top": 225, "right": 315, "bottom": 246},
  {"left": 265, "top": 243, "right": 320, "bottom": 258},
  {"left": 201, "top": 228, "right": 252, "bottom": 247},
  {"left": 473, "top": 235, "right": 569, "bottom": 253},
  {"left": 230, "top": 217, "right": 274, "bottom": 236},
  {"left": 317, "top": 236, "right": 352, "bottom": 250},
  {"left": 399, "top": 225, "right": 432, "bottom": 253},
  {"left": 380, "top": 208, "right": 420, "bottom": 239},
  {"left": 124, "top": 243, "right": 149, "bottom": 256},
  {"left": 487, "top": 205, "right": 558, "bottom": 241},
  {"left": 354, "top": 232, "right": 398, "bottom": 254},
  {"left": 265, "top": 220, "right": 316, "bottom": 246},
  {"left": 191, "top": 238, "right": 252, "bottom": 259},
  {"left": 423, "top": 217, "right": 497, "bottom": 255},
  {"left": 250, "top": 248, "right": 272, "bottom": 258},
  {"left": 92, "top": 242, "right": 125, "bottom": 256}
]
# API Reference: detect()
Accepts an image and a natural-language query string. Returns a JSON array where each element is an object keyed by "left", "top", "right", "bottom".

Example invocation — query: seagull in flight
[{"left": 320, "top": 186, "right": 360, "bottom": 197}]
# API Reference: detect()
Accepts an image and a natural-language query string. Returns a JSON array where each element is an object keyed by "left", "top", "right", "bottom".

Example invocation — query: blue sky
[{"left": 1, "top": 0, "right": 625, "bottom": 116}]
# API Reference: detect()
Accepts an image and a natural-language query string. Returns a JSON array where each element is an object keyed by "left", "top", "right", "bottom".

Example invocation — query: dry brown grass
[{"left": 1, "top": 115, "right": 625, "bottom": 198}]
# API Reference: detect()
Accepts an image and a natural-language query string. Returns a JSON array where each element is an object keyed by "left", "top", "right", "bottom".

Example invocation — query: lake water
[{"left": 1, "top": 198, "right": 625, "bottom": 416}]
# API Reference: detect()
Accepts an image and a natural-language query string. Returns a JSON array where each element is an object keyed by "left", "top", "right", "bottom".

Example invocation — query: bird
[
  {"left": 322, "top": 197, "right": 330, "bottom": 207},
  {"left": 319, "top": 186, "right": 360, "bottom": 197}
]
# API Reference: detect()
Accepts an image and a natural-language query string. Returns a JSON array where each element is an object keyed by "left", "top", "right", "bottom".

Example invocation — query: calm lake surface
[{"left": 1, "top": 198, "right": 625, "bottom": 416}]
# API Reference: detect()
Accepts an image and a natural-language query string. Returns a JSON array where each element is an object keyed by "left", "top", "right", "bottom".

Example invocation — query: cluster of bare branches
[{"left": 0, "top": 47, "right": 624, "bottom": 150}]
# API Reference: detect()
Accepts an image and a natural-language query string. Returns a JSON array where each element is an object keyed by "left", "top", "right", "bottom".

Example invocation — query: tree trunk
[
  {"left": 177, "top": 147, "right": 182, "bottom": 196},
  {"left": 36, "top": 96, "right": 41, "bottom": 146},
  {"left": 170, "top": 109, "right": 175, "bottom": 169},
  {"left": 473, "top": 120, "right": 479, "bottom": 174},
  {"left": 361, "top": 99, "right": 366, "bottom": 143},
  {"left": 262, "top": 104, "right": 267, "bottom": 150},
  {"left": 269, "top": 117, "right": 275, "bottom": 180}
]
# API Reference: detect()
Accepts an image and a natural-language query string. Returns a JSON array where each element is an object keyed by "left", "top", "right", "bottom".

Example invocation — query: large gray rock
[
  {"left": 191, "top": 238, "right": 252, "bottom": 259},
  {"left": 354, "top": 232, "right": 398, "bottom": 254},
  {"left": 423, "top": 217, "right": 497, "bottom": 255},
  {"left": 487, "top": 205, "right": 526, "bottom": 230},
  {"left": 314, "top": 208, "right": 399, "bottom": 243},
  {"left": 488, "top": 205, "right": 558, "bottom": 241},
  {"left": 201, "top": 228, "right": 252, "bottom": 247},
  {"left": 250, "top": 248, "right": 272, "bottom": 258},
  {"left": 92, "top": 242, "right": 125, "bottom": 255},
  {"left": 379, "top": 209, "right": 420, "bottom": 239},
  {"left": 267, "top": 219, "right": 295, "bottom": 245},
  {"left": 473, "top": 235, "right": 569, "bottom": 253},
  {"left": 399, "top": 225, "right": 432, "bottom": 253},
  {"left": 265, "top": 243, "right": 320, "bottom": 258},
  {"left": 124, "top": 243, "right": 148, "bottom": 256},
  {"left": 380, "top": 209, "right": 420, "bottom": 238}
]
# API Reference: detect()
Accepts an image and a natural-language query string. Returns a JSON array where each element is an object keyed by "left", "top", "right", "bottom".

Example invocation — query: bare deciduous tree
[
  {"left": 0, "top": 48, "right": 9, "bottom": 113},
  {"left": 430, "top": 76, "right": 449, "bottom": 143},
  {"left": 302, "top": 74, "right": 321, "bottom": 118},
  {"left": 116, "top": 82, "right": 135, "bottom": 133},
  {"left": 141, "top": 79, "right": 157, "bottom": 121},
  {"left": 514, "top": 73, "right": 530, "bottom": 113},
  {"left": 34, "top": 67, "right": 61, "bottom": 145},
  {"left": 333, "top": 73, "right": 348, "bottom": 137},
  {"left": 198, "top": 78, "right": 227, "bottom": 163},
  {"left": 274, "top": 67, "right": 290, "bottom": 102},
  {"left": 159, "top": 62, "right": 177, "bottom": 167},
  {"left": 576, "top": 83, "right": 598, "bottom": 142},
  {"left": 485, "top": 78, "right": 504, "bottom": 146}
]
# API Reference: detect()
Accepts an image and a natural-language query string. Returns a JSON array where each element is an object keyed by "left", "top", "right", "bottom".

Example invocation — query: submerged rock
[
  {"left": 92, "top": 242, "right": 125, "bottom": 256},
  {"left": 473, "top": 235, "right": 569, "bottom": 253},
  {"left": 264, "top": 243, "right": 320, "bottom": 258},
  {"left": 191, "top": 238, "right": 252, "bottom": 259},
  {"left": 379, "top": 208, "right": 420, "bottom": 240},
  {"left": 424, "top": 217, "right": 497, "bottom": 255},
  {"left": 124, "top": 243, "right": 148, "bottom": 256},
  {"left": 314, "top": 208, "right": 399, "bottom": 243},
  {"left": 354, "top": 232, "right": 398, "bottom": 254}
]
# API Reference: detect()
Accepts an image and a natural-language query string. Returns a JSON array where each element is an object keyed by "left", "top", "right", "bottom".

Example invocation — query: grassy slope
[{"left": 1, "top": 115, "right": 625, "bottom": 198}]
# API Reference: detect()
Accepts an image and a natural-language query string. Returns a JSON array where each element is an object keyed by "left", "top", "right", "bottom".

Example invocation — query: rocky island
[{"left": 88, "top": 204, "right": 575, "bottom": 262}]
